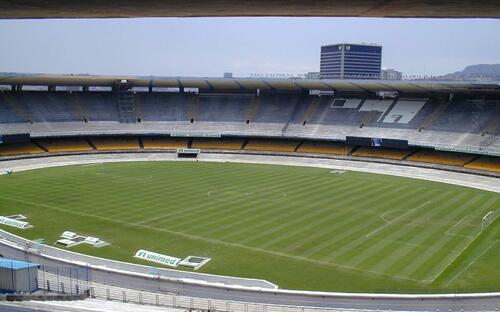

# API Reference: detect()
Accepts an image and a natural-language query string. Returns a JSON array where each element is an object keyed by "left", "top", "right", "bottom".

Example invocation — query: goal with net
[{"left": 481, "top": 211, "right": 497, "bottom": 233}]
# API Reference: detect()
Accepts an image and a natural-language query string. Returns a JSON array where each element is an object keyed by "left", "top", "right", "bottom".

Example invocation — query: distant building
[
  {"left": 320, "top": 43, "right": 382, "bottom": 79},
  {"left": 223, "top": 72, "right": 233, "bottom": 78},
  {"left": 305, "top": 72, "right": 320, "bottom": 79},
  {"left": 381, "top": 69, "right": 403, "bottom": 80}
]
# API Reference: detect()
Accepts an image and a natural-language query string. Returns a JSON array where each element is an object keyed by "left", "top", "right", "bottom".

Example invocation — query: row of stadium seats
[
  {"left": 244, "top": 139, "right": 300, "bottom": 152},
  {"left": 297, "top": 141, "right": 351, "bottom": 155},
  {"left": 0, "top": 143, "right": 45, "bottom": 156},
  {"left": 0, "top": 137, "right": 498, "bottom": 173},
  {"left": 91, "top": 137, "right": 140, "bottom": 150},
  {"left": 191, "top": 138, "right": 244, "bottom": 150},
  {"left": 38, "top": 138, "right": 93, "bottom": 152},
  {"left": 406, "top": 150, "right": 477, "bottom": 166},
  {"left": 1, "top": 91, "right": 498, "bottom": 135},
  {"left": 142, "top": 137, "right": 188, "bottom": 149},
  {"left": 464, "top": 156, "right": 500, "bottom": 172},
  {"left": 352, "top": 146, "right": 412, "bottom": 160}
]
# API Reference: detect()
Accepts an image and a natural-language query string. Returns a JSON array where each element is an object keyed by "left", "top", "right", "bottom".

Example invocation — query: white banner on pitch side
[
  {"left": 0, "top": 216, "right": 32, "bottom": 229},
  {"left": 134, "top": 249, "right": 181, "bottom": 267}
]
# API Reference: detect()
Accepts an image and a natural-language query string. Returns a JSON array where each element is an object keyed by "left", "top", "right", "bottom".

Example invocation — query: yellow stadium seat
[
  {"left": 297, "top": 141, "right": 351, "bottom": 155},
  {"left": 465, "top": 156, "right": 500, "bottom": 173},
  {"left": 37, "top": 138, "right": 93, "bottom": 153},
  {"left": 407, "top": 150, "right": 476, "bottom": 166},
  {"left": 191, "top": 139, "right": 243, "bottom": 150},
  {"left": 91, "top": 137, "right": 140, "bottom": 150},
  {"left": 142, "top": 137, "right": 188, "bottom": 150},
  {"left": 245, "top": 139, "right": 299, "bottom": 152},
  {"left": 352, "top": 146, "right": 412, "bottom": 160},
  {"left": 0, "top": 143, "right": 44, "bottom": 156}
]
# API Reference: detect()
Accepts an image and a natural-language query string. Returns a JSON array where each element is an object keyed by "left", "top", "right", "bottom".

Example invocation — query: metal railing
[{"left": 36, "top": 269, "right": 360, "bottom": 312}]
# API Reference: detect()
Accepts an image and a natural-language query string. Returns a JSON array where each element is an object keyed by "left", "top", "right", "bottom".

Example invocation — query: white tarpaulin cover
[{"left": 0, "top": 216, "right": 32, "bottom": 229}]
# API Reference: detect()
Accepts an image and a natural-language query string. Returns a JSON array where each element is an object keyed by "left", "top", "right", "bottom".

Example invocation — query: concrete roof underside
[
  {"left": 1, "top": 0, "right": 500, "bottom": 19},
  {"left": 1, "top": 73, "right": 500, "bottom": 95}
]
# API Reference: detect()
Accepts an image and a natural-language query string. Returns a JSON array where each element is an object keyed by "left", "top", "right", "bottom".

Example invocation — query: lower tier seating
[
  {"left": 142, "top": 137, "right": 188, "bottom": 149},
  {"left": 465, "top": 156, "right": 500, "bottom": 173},
  {"left": 37, "top": 138, "right": 93, "bottom": 153},
  {"left": 0, "top": 143, "right": 44, "bottom": 156},
  {"left": 297, "top": 141, "right": 351, "bottom": 155},
  {"left": 191, "top": 138, "right": 243, "bottom": 150},
  {"left": 0, "top": 137, "right": 498, "bottom": 174},
  {"left": 407, "top": 150, "right": 476, "bottom": 166},
  {"left": 352, "top": 147, "right": 412, "bottom": 160},
  {"left": 244, "top": 139, "right": 300, "bottom": 152},
  {"left": 90, "top": 137, "right": 140, "bottom": 150}
]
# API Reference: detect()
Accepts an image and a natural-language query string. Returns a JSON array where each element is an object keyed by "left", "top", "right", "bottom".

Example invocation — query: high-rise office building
[{"left": 320, "top": 43, "right": 382, "bottom": 79}]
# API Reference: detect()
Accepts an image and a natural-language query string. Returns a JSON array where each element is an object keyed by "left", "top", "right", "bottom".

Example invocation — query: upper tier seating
[{"left": 0, "top": 91, "right": 498, "bottom": 155}]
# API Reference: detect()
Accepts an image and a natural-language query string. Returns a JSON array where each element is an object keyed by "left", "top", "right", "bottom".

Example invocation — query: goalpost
[{"left": 481, "top": 211, "right": 497, "bottom": 233}]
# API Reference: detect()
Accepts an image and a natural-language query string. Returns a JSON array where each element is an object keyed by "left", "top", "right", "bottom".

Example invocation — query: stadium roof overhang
[
  {"left": 0, "top": 0, "right": 499, "bottom": 18},
  {"left": 1, "top": 73, "right": 499, "bottom": 95}
]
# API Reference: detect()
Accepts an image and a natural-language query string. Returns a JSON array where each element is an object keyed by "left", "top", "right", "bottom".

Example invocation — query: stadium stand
[
  {"left": 245, "top": 139, "right": 300, "bottom": 152},
  {"left": 36, "top": 137, "right": 94, "bottom": 152},
  {"left": 244, "top": 96, "right": 261, "bottom": 123},
  {"left": 197, "top": 94, "right": 252, "bottom": 123},
  {"left": 297, "top": 140, "right": 351, "bottom": 155},
  {"left": 407, "top": 150, "right": 477, "bottom": 166},
  {"left": 191, "top": 138, "right": 244, "bottom": 150},
  {"left": 254, "top": 93, "right": 302, "bottom": 123},
  {"left": 464, "top": 156, "right": 500, "bottom": 173},
  {"left": 0, "top": 83, "right": 498, "bottom": 175},
  {"left": 136, "top": 93, "right": 185, "bottom": 122},
  {"left": 417, "top": 99, "right": 450, "bottom": 131},
  {"left": 187, "top": 94, "right": 200, "bottom": 122},
  {"left": 0, "top": 143, "right": 44, "bottom": 156},
  {"left": 142, "top": 137, "right": 188, "bottom": 150},
  {"left": 90, "top": 136, "right": 140, "bottom": 150},
  {"left": 352, "top": 146, "right": 412, "bottom": 160}
]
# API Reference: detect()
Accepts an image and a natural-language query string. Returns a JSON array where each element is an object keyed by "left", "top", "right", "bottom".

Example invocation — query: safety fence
[{"left": 36, "top": 268, "right": 366, "bottom": 312}]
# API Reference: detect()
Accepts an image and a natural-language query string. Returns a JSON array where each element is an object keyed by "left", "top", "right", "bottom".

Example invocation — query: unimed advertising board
[{"left": 134, "top": 249, "right": 181, "bottom": 267}]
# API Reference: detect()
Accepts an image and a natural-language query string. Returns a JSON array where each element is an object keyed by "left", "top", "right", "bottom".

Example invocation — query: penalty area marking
[
  {"left": 365, "top": 201, "right": 432, "bottom": 238},
  {"left": 445, "top": 215, "right": 476, "bottom": 238},
  {"left": 445, "top": 240, "right": 499, "bottom": 286}
]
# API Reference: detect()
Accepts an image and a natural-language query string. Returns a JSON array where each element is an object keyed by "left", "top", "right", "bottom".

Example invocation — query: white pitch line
[
  {"left": 445, "top": 240, "right": 499, "bottom": 286},
  {"left": 444, "top": 214, "right": 474, "bottom": 238},
  {"left": 365, "top": 201, "right": 431, "bottom": 238},
  {"left": 81, "top": 163, "right": 103, "bottom": 167}
]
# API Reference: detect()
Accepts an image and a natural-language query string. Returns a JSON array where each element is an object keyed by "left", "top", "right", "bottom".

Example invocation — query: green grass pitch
[{"left": 0, "top": 161, "right": 498, "bottom": 293}]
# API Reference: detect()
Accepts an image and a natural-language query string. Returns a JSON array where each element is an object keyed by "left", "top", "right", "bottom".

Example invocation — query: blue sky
[{"left": 0, "top": 17, "right": 499, "bottom": 77}]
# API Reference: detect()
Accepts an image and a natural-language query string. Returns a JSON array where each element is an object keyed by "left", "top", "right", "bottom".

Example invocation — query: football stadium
[
  {"left": 0, "top": 1, "right": 499, "bottom": 311},
  {"left": 0, "top": 73, "right": 499, "bottom": 311}
]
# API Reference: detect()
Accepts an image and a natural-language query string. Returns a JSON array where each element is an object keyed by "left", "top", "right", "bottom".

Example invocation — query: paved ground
[{"left": 0, "top": 299, "right": 184, "bottom": 312}]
